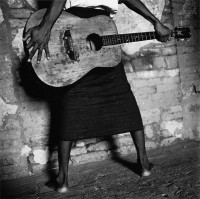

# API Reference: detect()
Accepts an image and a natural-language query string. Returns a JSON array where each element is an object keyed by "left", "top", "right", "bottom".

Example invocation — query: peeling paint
[
  {"left": 12, "top": 28, "right": 24, "bottom": 59},
  {"left": 33, "top": 148, "right": 49, "bottom": 165},
  {"left": 0, "top": 97, "right": 18, "bottom": 126},
  {"left": 21, "top": 145, "right": 31, "bottom": 156},
  {"left": 161, "top": 121, "right": 183, "bottom": 138}
]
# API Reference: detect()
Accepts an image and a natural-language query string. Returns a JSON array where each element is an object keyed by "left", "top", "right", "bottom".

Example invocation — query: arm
[
  {"left": 23, "top": 0, "right": 67, "bottom": 62},
  {"left": 119, "top": 0, "right": 171, "bottom": 42}
]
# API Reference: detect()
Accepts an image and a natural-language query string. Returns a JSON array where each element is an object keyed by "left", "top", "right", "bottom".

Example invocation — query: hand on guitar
[
  {"left": 23, "top": 24, "right": 51, "bottom": 63},
  {"left": 154, "top": 20, "right": 171, "bottom": 43}
]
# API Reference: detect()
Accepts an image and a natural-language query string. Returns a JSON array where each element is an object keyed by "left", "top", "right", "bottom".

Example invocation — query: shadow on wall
[{"left": 19, "top": 0, "right": 62, "bottom": 173}]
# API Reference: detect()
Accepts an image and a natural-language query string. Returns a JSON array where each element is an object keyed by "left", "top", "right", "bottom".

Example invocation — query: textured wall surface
[{"left": 0, "top": 0, "right": 199, "bottom": 181}]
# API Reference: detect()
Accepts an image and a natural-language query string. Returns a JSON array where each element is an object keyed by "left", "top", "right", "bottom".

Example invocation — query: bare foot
[
  {"left": 56, "top": 176, "right": 69, "bottom": 194},
  {"left": 137, "top": 158, "right": 153, "bottom": 177},
  {"left": 141, "top": 168, "right": 151, "bottom": 177},
  {"left": 57, "top": 184, "right": 69, "bottom": 194},
  {"left": 46, "top": 176, "right": 69, "bottom": 194}
]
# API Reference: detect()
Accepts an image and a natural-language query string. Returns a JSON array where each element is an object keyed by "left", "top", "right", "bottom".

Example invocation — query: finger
[
  {"left": 44, "top": 45, "right": 50, "bottom": 60},
  {"left": 28, "top": 44, "right": 39, "bottom": 62},
  {"left": 37, "top": 46, "right": 43, "bottom": 63},
  {"left": 23, "top": 28, "right": 32, "bottom": 41},
  {"left": 26, "top": 40, "right": 35, "bottom": 49}
]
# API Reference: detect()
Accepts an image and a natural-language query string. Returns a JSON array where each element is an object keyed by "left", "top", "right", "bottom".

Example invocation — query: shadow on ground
[{"left": 1, "top": 140, "right": 200, "bottom": 199}]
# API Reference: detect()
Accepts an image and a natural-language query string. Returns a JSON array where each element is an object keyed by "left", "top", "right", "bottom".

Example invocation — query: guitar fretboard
[{"left": 102, "top": 31, "right": 157, "bottom": 46}]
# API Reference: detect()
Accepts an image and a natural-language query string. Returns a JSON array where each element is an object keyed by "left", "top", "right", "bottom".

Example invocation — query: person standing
[{"left": 23, "top": 0, "right": 171, "bottom": 194}]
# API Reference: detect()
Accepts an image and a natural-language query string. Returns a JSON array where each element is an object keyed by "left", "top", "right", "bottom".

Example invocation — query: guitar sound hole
[{"left": 86, "top": 33, "right": 103, "bottom": 51}]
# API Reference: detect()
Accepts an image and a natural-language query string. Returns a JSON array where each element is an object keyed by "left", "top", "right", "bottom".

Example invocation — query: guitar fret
[{"left": 102, "top": 31, "right": 156, "bottom": 46}]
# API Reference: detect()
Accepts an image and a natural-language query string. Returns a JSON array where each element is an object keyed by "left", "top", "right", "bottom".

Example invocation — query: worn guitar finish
[
  {"left": 24, "top": 9, "right": 121, "bottom": 87},
  {"left": 24, "top": 9, "right": 191, "bottom": 87}
]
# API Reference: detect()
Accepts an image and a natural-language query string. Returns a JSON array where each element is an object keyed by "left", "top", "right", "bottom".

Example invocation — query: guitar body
[{"left": 24, "top": 9, "right": 121, "bottom": 87}]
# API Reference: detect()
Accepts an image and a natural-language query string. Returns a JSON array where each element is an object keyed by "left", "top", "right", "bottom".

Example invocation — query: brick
[
  {"left": 134, "top": 71, "right": 159, "bottom": 79},
  {"left": 136, "top": 94, "right": 154, "bottom": 111},
  {"left": 133, "top": 86, "right": 156, "bottom": 96},
  {"left": 138, "top": 91, "right": 181, "bottom": 110},
  {"left": 156, "top": 82, "right": 181, "bottom": 93},
  {"left": 141, "top": 108, "right": 161, "bottom": 124},
  {"left": 113, "top": 132, "right": 130, "bottom": 138},
  {"left": 161, "top": 46, "right": 177, "bottom": 56},
  {"left": 115, "top": 145, "right": 136, "bottom": 155},
  {"left": 130, "top": 77, "right": 162, "bottom": 89},
  {"left": 162, "top": 76, "right": 180, "bottom": 85},
  {"left": 153, "top": 55, "right": 178, "bottom": 69},
  {"left": 76, "top": 138, "right": 98, "bottom": 147},
  {"left": 151, "top": 90, "right": 182, "bottom": 108},
  {"left": 71, "top": 146, "right": 87, "bottom": 156},
  {"left": 162, "top": 111, "right": 183, "bottom": 121},
  {"left": 87, "top": 141, "right": 110, "bottom": 152},
  {"left": 130, "top": 56, "right": 153, "bottom": 71},
  {"left": 71, "top": 151, "right": 108, "bottom": 165},
  {"left": 161, "top": 105, "right": 183, "bottom": 121},
  {"left": 114, "top": 136, "right": 133, "bottom": 147}
]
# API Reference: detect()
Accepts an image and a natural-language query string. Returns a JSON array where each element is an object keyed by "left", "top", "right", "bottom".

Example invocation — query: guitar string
[{"left": 102, "top": 32, "right": 156, "bottom": 46}]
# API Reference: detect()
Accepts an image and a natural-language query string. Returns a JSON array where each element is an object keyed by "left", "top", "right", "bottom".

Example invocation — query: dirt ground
[{"left": 1, "top": 140, "right": 200, "bottom": 199}]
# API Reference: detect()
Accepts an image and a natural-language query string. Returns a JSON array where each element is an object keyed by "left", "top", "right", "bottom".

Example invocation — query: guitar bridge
[{"left": 63, "top": 29, "right": 79, "bottom": 61}]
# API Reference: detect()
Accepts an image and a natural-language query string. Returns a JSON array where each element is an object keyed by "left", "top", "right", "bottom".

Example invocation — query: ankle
[
  {"left": 56, "top": 174, "right": 68, "bottom": 186},
  {"left": 137, "top": 157, "right": 150, "bottom": 169}
]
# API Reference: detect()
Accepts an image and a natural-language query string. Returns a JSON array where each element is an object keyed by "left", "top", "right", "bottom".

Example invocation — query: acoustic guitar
[{"left": 24, "top": 9, "right": 191, "bottom": 87}]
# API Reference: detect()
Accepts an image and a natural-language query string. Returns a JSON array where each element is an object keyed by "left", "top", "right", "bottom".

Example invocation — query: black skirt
[{"left": 57, "top": 62, "right": 143, "bottom": 140}]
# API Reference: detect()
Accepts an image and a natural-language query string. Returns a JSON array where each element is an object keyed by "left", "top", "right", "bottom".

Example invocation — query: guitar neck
[{"left": 101, "top": 31, "right": 157, "bottom": 46}]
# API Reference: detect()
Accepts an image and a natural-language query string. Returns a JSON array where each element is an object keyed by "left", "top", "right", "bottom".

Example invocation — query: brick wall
[{"left": 0, "top": 0, "right": 199, "bottom": 181}]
